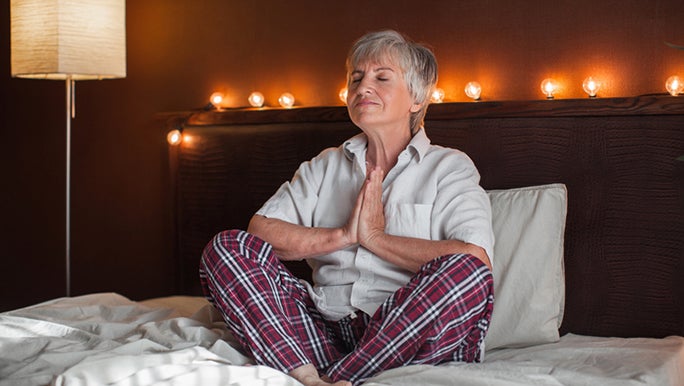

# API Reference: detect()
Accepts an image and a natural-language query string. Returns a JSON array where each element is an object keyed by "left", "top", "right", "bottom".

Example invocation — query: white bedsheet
[
  {"left": 365, "top": 334, "right": 684, "bottom": 385},
  {"left": 0, "top": 293, "right": 682, "bottom": 385}
]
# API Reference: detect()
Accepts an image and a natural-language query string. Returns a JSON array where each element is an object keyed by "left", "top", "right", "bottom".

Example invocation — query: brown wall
[{"left": 1, "top": 0, "right": 683, "bottom": 311}]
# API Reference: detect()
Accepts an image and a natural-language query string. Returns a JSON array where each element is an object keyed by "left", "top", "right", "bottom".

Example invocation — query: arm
[
  {"left": 248, "top": 215, "right": 355, "bottom": 261},
  {"left": 248, "top": 161, "right": 365, "bottom": 261},
  {"left": 248, "top": 148, "right": 361, "bottom": 261},
  {"left": 358, "top": 167, "right": 492, "bottom": 272},
  {"left": 362, "top": 233, "right": 491, "bottom": 272}
]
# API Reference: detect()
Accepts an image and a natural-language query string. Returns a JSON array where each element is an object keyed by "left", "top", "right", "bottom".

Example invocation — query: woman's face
[{"left": 346, "top": 57, "right": 421, "bottom": 135}]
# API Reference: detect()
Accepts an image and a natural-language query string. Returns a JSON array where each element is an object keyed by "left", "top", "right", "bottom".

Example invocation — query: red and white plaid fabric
[{"left": 200, "top": 230, "right": 493, "bottom": 385}]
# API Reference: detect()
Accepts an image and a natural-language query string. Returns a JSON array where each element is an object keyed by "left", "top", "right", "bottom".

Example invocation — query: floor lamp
[{"left": 10, "top": 0, "right": 126, "bottom": 297}]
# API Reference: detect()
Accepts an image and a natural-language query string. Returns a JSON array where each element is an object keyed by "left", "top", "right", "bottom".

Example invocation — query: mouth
[{"left": 353, "top": 98, "right": 378, "bottom": 108}]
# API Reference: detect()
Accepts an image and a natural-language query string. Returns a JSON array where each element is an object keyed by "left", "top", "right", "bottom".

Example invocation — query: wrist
[
  {"left": 338, "top": 226, "right": 357, "bottom": 249},
  {"left": 361, "top": 228, "right": 386, "bottom": 252}
]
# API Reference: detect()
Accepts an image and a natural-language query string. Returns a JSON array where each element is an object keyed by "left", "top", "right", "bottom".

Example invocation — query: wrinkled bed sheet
[{"left": 0, "top": 293, "right": 682, "bottom": 385}]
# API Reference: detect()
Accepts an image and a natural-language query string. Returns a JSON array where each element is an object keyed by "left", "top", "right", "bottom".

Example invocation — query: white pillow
[{"left": 484, "top": 183, "right": 567, "bottom": 350}]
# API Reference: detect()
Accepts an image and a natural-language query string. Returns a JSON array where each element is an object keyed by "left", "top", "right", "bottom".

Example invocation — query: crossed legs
[{"left": 200, "top": 230, "right": 493, "bottom": 385}]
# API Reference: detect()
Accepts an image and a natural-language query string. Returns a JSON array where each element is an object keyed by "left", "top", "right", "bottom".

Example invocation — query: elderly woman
[{"left": 200, "top": 30, "right": 494, "bottom": 386}]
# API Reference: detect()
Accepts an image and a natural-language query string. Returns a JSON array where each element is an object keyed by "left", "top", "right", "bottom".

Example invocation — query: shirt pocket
[{"left": 384, "top": 203, "right": 433, "bottom": 240}]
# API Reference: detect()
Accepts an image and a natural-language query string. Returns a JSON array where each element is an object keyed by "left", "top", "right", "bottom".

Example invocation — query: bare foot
[{"left": 289, "top": 364, "right": 352, "bottom": 386}]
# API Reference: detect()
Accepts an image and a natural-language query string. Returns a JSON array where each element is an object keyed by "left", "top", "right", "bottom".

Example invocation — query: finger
[
  {"left": 366, "top": 167, "right": 383, "bottom": 200},
  {"left": 362, "top": 168, "right": 384, "bottom": 219}
]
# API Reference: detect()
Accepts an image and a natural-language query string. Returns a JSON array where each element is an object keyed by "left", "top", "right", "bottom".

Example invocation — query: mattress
[{"left": 0, "top": 293, "right": 681, "bottom": 385}]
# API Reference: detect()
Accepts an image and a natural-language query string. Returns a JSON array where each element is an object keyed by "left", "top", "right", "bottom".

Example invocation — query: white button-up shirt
[{"left": 256, "top": 128, "right": 494, "bottom": 321}]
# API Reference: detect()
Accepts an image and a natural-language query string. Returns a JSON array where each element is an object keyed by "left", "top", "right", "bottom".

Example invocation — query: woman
[{"left": 200, "top": 30, "right": 494, "bottom": 386}]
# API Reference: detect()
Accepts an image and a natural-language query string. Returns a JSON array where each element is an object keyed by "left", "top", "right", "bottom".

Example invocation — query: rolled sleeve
[
  {"left": 432, "top": 153, "right": 495, "bottom": 263},
  {"left": 255, "top": 149, "right": 335, "bottom": 226}
]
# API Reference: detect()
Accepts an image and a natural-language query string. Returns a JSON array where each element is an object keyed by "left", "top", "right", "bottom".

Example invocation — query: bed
[{"left": 2, "top": 95, "right": 683, "bottom": 385}]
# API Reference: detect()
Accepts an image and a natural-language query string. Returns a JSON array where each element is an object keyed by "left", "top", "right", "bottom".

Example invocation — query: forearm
[
  {"left": 248, "top": 215, "right": 354, "bottom": 261},
  {"left": 364, "top": 233, "right": 491, "bottom": 273}
]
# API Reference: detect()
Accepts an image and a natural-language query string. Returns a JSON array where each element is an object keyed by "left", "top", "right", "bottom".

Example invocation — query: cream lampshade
[
  {"left": 10, "top": 0, "right": 126, "bottom": 297},
  {"left": 11, "top": 0, "right": 126, "bottom": 80}
]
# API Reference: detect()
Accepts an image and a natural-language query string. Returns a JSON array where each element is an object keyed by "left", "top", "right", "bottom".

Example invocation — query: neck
[{"left": 365, "top": 127, "right": 412, "bottom": 172}]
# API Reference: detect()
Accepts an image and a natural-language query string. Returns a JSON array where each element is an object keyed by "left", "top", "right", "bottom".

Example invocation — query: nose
[{"left": 356, "top": 78, "right": 373, "bottom": 96}]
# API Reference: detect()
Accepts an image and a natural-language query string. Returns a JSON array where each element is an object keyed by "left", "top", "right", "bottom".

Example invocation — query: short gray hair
[{"left": 346, "top": 30, "right": 438, "bottom": 133}]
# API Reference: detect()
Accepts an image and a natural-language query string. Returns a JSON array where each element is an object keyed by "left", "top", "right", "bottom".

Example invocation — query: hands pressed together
[{"left": 343, "top": 166, "right": 386, "bottom": 250}]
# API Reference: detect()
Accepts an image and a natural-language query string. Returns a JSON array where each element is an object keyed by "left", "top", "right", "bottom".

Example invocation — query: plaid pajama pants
[{"left": 199, "top": 229, "right": 494, "bottom": 385}]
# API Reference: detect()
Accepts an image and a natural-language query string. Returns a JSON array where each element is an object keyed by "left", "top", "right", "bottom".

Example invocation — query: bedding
[{"left": 1, "top": 293, "right": 682, "bottom": 385}]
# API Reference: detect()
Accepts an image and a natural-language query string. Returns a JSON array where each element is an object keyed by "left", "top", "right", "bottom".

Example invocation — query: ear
[{"left": 409, "top": 101, "right": 423, "bottom": 113}]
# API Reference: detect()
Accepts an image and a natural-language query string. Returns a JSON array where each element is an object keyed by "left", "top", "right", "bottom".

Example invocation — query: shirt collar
[{"left": 343, "top": 128, "right": 431, "bottom": 163}]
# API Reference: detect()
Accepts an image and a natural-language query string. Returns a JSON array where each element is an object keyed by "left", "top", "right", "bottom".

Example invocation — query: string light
[
  {"left": 540, "top": 78, "right": 559, "bottom": 99},
  {"left": 167, "top": 129, "right": 182, "bottom": 145},
  {"left": 278, "top": 92, "right": 295, "bottom": 108},
  {"left": 339, "top": 87, "right": 348, "bottom": 104},
  {"left": 464, "top": 82, "right": 482, "bottom": 101},
  {"left": 248, "top": 91, "right": 265, "bottom": 107},
  {"left": 431, "top": 88, "right": 445, "bottom": 103},
  {"left": 582, "top": 77, "right": 601, "bottom": 98},
  {"left": 665, "top": 76, "right": 683, "bottom": 96},
  {"left": 209, "top": 92, "right": 224, "bottom": 109},
  {"left": 201, "top": 74, "right": 684, "bottom": 111}
]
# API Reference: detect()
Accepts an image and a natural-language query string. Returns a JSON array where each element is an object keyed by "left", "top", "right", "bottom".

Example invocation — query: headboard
[{"left": 166, "top": 95, "right": 683, "bottom": 339}]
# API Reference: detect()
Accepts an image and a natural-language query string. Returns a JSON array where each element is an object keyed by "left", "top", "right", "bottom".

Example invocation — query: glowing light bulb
[
  {"left": 278, "top": 92, "right": 295, "bottom": 108},
  {"left": 582, "top": 77, "right": 601, "bottom": 98},
  {"left": 209, "top": 92, "right": 224, "bottom": 109},
  {"left": 464, "top": 82, "right": 482, "bottom": 101},
  {"left": 339, "top": 87, "right": 348, "bottom": 104},
  {"left": 167, "top": 129, "right": 182, "bottom": 146},
  {"left": 540, "top": 78, "right": 558, "bottom": 99},
  {"left": 248, "top": 91, "right": 265, "bottom": 107},
  {"left": 665, "top": 76, "right": 683, "bottom": 96},
  {"left": 431, "top": 88, "right": 445, "bottom": 103}
]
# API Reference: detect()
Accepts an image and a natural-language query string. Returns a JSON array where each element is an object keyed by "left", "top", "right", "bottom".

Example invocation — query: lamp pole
[{"left": 65, "top": 77, "right": 73, "bottom": 297}]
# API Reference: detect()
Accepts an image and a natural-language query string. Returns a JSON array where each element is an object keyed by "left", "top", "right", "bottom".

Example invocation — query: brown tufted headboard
[{"left": 166, "top": 95, "right": 683, "bottom": 339}]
